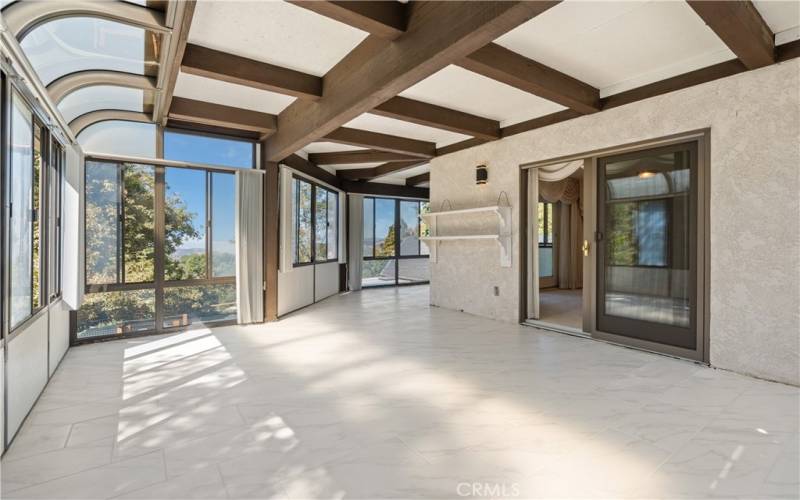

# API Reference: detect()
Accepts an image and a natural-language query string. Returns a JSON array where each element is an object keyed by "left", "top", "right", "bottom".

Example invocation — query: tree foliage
[{"left": 79, "top": 163, "right": 236, "bottom": 336}]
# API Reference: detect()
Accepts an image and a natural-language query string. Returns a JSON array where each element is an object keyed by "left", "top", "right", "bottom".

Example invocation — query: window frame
[
  {"left": 4, "top": 81, "right": 66, "bottom": 335},
  {"left": 362, "top": 196, "right": 430, "bottom": 288},
  {"left": 292, "top": 176, "right": 339, "bottom": 267},
  {"left": 163, "top": 127, "right": 257, "bottom": 170},
  {"left": 538, "top": 202, "right": 554, "bottom": 249},
  {"left": 79, "top": 158, "right": 239, "bottom": 343}
]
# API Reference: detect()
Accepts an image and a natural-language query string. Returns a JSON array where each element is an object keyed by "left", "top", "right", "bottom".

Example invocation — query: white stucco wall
[{"left": 429, "top": 59, "right": 800, "bottom": 386}]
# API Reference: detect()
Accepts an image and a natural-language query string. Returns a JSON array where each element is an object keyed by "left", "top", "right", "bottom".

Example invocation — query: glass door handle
[{"left": 582, "top": 240, "right": 590, "bottom": 256}]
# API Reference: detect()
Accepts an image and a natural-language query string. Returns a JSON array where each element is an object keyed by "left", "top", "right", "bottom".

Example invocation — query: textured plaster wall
[{"left": 429, "top": 59, "right": 800, "bottom": 385}]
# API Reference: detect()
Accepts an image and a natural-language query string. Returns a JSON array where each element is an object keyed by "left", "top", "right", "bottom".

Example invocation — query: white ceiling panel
[
  {"left": 329, "top": 162, "right": 383, "bottom": 171},
  {"left": 368, "top": 177, "right": 406, "bottom": 185},
  {"left": 754, "top": 0, "right": 800, "bottom": 45},
  {"left": 400, "top": 65, "right": 565, "bottom": 127},
  {"left": 345, "top": 113, "right": 470, "bottom": 148},
  {"left": 495, "top": 0, "right": 736, "bottom": 97},
  {"left": 375, "top": 164, "right": 430, "bottom": 184},
  {"left": 394, "top": 164, "right": 430, "bottom": 179},
  {"left": 174, "top": 72, "right": 295, "bottom": 114},
  {"left": 303, "top": 142, "right": 366, "bottom": 154},
  {"left": 188, "top": 1, "right": 368, "bottom": 76}
]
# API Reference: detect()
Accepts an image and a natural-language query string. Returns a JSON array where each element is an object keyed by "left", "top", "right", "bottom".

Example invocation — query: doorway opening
[
  {"left": 523, "top": 131, "right": 709, "bottom": 362},
  {"left": 536, "top": 167, "right": 584, "bottom": 331}
]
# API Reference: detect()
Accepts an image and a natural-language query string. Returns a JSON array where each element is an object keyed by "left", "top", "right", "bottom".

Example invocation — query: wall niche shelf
[{"left": 420, "top": 199, "right": 512, "bottom": 267}]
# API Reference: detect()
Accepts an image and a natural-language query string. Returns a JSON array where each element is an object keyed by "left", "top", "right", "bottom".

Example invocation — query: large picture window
[
  {"left": 164, "top": 129, "right": 255, "bottom": 169},
  {"left": 6, "top": 90, "right": 65, "bottom": 331},
  {"left": 9, "top": 92, "right": 35, "bottom": 328},
  {"left": 78, "top": 160, "right": 237, "bottom": 340},
  {"left": 362, "top": 197, "right": 429, "bottom": 287},
  {"left": 292, "top": 177, "right": 338, "bottom": 266}
]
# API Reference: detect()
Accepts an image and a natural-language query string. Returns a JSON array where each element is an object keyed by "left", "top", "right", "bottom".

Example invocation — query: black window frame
[
  {"left": 163, "top": 127, "right": 257, "bottom": 170},
  {"left": 79, "top": 158, "right": 239, "bottom": 343},
  {"left": 538, "top": 201, "right": 554, "bottom": 249},
  {"left": 362, "top": 196, "right": 430, "bottom": 288},
  {"left": 3, "top": 79, "right": 66, "bottom": 336},
  {"left": 292, "top": 177, "right": 339, "bottom": 267}
]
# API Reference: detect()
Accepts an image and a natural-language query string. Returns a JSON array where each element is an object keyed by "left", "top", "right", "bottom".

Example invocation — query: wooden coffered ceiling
[{"left": 6, "top": 0, "right": 800, "bottom": 190}]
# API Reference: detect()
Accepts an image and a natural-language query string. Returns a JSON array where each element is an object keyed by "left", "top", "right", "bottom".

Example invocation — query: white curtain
[
  {"left": 278, "top": 166, "right": 294, "bottom": 273},
  {"left": 538, "top": 160, "right": 582, "bottom": 182},
  {"left": 527, "top": 169, "right": 540, "bottom": 319},
  {"left": 235, "top": 170, "right": 264, "bottom": 324},
  {"left": 348, "top": 194, "right": 364, "bottom": 291},
  {"left": 528, "top": 160, "right": 584, "bottom": 319},
  {"left": 338, "top": 191, "right": 346, "bottom": 264}
]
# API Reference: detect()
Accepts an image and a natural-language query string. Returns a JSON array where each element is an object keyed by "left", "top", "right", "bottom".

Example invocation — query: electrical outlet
[{"left": 493, "top": 286, "right": 500, "bottom": 296}]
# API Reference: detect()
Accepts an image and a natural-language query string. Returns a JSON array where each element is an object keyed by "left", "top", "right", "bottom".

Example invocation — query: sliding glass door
[
  {"left": 78, "top": 161, "right": 237, "bottom": 340},
  {"left": 362, "top": 197, "right": 429, "bottom": 287},
  {"left": 596, "top": 142, "right": 697, "bottom": 349}
]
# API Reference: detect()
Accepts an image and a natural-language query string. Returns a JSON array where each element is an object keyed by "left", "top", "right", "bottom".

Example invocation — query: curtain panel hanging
[
  {"left": 278, "top": 166, "right": 294, "bottom": 273},
  {"left": 235, "top": 170, "right": 264, "bottom": 324},
  {"left": 348, "top": 194, "right": 364, "bottom": 291},
  {"left": 527, "top": 169, "right": 540, "bottom": 319}
]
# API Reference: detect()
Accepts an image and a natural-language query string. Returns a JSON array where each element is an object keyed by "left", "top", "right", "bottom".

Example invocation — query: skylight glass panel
[
  {"left": 78, "top": 121, "right": 156, "bottom": 158},
  {"left": 58, "top": 85, "right": 144, "bottom": 124},
  {"left": 20, "top": 17, "right": 154, "bottom": 85}
]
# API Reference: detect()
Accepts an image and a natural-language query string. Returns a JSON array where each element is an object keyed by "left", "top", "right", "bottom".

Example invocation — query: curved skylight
[
  {"left": 78, "top": 120, "right": 156, "bottom": 158},
  {"left": 58, "top": 85, "right": 145, "bottom": 124},
  {"left": 20, "top": 17, "right": 158, "bottom": 86}
]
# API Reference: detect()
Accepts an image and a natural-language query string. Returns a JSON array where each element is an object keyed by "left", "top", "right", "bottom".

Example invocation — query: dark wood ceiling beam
[
  {"left": 181, "top": 44, "right": 322, "bottom": 99},
  {"left": 265, "top": 1, "right": 558, "bottom": 161},
  {"left": 309, "top": 150, "right": 420, "bottom": 165},
  {"left": 687, "top": 0, "right": 774, "bottom": 69},
  {"left": 154, "top": 0, "right": 197, "bottom": 124},
  {"left": 167, "top": 119, "right": 262, "bottom": 141},
  {"left": 288, "top": 1, "right": 407, "bottom": 39},
  {"left": 435, "top": 40, "right": 800, "bottom": 159},
  {"left": 501, "top": 109, "right": 583, "bottom": 138},
  {"left": 169, "top": 97, "right": 277, "bottom": 137},
  {"left": 337, "top": 159, "right": 427, "bottom": 180},
  {"left": 435, "top": 137, "right": 492, "bottom": 157},
  {"left": 373, "top": 96, "right": 500, "bottom": 140},
  {"left": 457, "top": 43, "right": 600, "bottom": 114},
  {"left": 281, "top": 154, "right": 341, "bottom": 188},
  {"left": 323, "top": 127, "right": 435, "bottom": 158},
  {"left": 340, "top": 179, "right": 429, "bottom": 199},
  {"left": 406, "top": 172, "right": 430, "bottom": 186}
]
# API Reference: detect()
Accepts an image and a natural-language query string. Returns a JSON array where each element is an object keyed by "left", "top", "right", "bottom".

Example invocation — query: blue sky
[
  {"left": 164, "top": 132, "right": 245, "bottom": 251},
  {"left": 164, "top": 131, "right": 253, "bottom": 169}
]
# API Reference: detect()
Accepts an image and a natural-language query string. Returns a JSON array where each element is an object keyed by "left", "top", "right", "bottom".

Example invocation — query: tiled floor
[
  {"left": 2, "top": 286, "right": 798, "bottom": 499},
  {"left": 538, "top": 288, "right": 583, "bottom": 330}
]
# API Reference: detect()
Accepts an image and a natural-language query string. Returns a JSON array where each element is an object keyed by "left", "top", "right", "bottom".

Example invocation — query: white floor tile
[{"left": 1, "top": 286, "right": 797, "bottom": 499}]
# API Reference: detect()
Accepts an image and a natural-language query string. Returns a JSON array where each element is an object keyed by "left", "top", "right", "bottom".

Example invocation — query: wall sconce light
[{"left": 476, "top": 164, "right": 488, "bottom": 185}]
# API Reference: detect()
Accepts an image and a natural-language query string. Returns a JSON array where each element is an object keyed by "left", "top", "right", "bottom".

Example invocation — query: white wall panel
[
  {"left": 63, "top": 144, "right": 82, "bottom": 309},
  {"left": 314, "top": 262, "right": 340, "bottom": 302},
  {"left": 277, "top": 265, "right": 314, "bottom": 316},
  {"left": 6, "top": 315, "right": 49, "bottom": 438},
  {"left": 48, "top": 301, "right": 71, "bottom": 376},
  {"left": 0, "top": 346, "right": 5, "bottom": 449}
]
